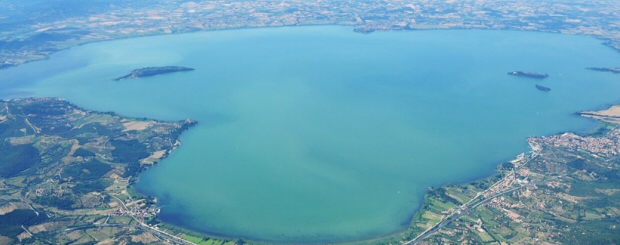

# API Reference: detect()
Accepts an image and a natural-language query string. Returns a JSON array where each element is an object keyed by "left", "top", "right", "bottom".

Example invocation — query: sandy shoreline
[{"left": 581, "top": 105, "right": 620, "bottom": 124}]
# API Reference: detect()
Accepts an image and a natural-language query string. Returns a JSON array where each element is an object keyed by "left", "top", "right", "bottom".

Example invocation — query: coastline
[
  {"left": 2, "top": 25, "right": 620, "bottom": 244},
  {"left": 2, "top": 22, "right": 620, "bottom": 72},
  {"left": 134, "top": 104, "right": 615, "bottom": 245},
  {"left": 127, "top": 106, "right": 616, "bottom": 245},
  {"left": 0, "top": 97, "right": 200, "bottom": 244}
]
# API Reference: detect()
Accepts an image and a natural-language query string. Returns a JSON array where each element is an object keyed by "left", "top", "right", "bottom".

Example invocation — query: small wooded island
[
  {"left": 507, "top": 71, "right": 549, "bottom": 79},
  {"left": 586, "top": 67, "right": 620, "bottom": 74},
  {"left": 535, "top": 84, "right": 551, "bottom": 91},
  {"left": 113, "top": 66, "right": 195, "bottom": 81}
]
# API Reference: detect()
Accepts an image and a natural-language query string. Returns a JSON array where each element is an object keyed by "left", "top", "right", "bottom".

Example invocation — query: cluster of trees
[
  {"left": 63, "top": 159, "right": 111, "bottom": 181},
  {"left": 63, "top": 159, "right": 113, "bottom": 194},
  {"left": 0, "top": 144, "right": 40, "bottom": 178},
  {"left": 428, "top": 187, "right": 462, "bottom": 205},
  {"left": 111, "top": 139, "right": 150, "bottom": 177},
  {"left": 72, "top": 179, "right": 111, "bottom": 194},
  {"left": 34, "top": 196, "right": 76, "bottom": 210},
  {"left": 0, "top": 209, "right": 48, "bottom": 237},
  {"left": 72, "top": 148, "right": 95, "bottom": 157},
  {"left": 111, "top": 139, "right": 149, "bottom": 163},
  {"left": 0, "top": 115, "right": 36, "bottom": 138}
]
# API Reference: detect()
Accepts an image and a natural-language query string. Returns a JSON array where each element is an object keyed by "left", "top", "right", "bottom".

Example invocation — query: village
[
  {"left": 529, "top": 127, "right": 620, "bottom": 156},
  {"left": 411, "top": 119, "right": 620, "bottom": 244}
]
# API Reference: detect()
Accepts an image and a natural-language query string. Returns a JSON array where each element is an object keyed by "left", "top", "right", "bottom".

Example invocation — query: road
[
  {"left": 404, "top": 175, "right": 561, "bottom": 245},
  {"left": 108, "top": 194, "right": 198, "bottom": 245},
  {"left": 402, "top": 154, "right": 531, "bottom": 245}
]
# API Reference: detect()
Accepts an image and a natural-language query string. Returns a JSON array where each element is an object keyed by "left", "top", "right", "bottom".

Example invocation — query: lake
[{"left": 1, "top": 26, "right": 620, "bottom": 243}]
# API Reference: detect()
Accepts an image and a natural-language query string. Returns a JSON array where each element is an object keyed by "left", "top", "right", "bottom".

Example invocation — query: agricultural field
[
  {"left": 409, "top": 114, "right": 620, "bottom": 244},
  {"left": 0, "top": 98, "right": 196, "bottom": 244}
]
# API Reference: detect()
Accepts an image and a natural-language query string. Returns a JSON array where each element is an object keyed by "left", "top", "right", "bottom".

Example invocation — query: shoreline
[
  {"left": 2, "top": 23, "right": 620, "bottom": 72},
  {"left": 2, "top": 26, "right": 620, "bottom": 244},
  {"left": 137, "top": 116, "right": 607, "bottom": 245},
  {"left": 2, "top": 70, "right": 616, "bottom": 245},
  {"left": 128, "top": 108, "right": 611, "bottom": 245}
]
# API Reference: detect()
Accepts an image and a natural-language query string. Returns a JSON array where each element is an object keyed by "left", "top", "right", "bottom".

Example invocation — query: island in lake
[
  {"left": 586, "top": 67, "right": 620, "bottom": 74},
  {"left": 535, "top": 84, "right": 551, "bottom": 91},
  {"left": 507, "top": 71, "right": 549, "bottom": 79},
  {"left": 113, "top": 66, "right": 194, "bottom": 81}
]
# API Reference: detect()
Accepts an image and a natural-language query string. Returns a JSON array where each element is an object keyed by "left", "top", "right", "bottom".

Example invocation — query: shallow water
[{"left": 1, "top": 26, "right": 620, "bottom": 242}]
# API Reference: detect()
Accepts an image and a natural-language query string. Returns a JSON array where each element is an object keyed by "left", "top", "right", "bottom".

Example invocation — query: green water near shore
[{"left": 2, "top": 26, "right": 620, "bottom": 242}]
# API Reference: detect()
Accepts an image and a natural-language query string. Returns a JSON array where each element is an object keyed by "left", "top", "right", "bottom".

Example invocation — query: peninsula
[
  {"left": 0, "top": 98, "right": 196, "bottom": 244},
  {"left": 507, "top": 71, "right": 549, "bottom": 79},
  {"left": 113, "top": 66, "right": 194, "bottom": 81},
  {"left": 3, "top": 98, "right": 620, "bottom": 244},
  {"left": 580, "top": 105, "right": 620, "bottom": 124},
  {"left": 586, "top": 67, "right": 620, "bottom": 74}
]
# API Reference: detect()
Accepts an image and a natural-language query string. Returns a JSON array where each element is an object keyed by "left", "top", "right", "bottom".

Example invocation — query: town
[{"left": 409, "top": 118, "right": 620, "bottom": 244}]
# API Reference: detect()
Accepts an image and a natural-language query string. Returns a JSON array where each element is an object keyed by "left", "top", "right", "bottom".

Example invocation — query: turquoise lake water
[{"left": 2, "top": 26, "right": 620, "bottom": 242}]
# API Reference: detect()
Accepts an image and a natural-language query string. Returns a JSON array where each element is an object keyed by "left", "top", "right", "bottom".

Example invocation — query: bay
[{"left": 1, "top": 26, "right": 620, "bottom": 242}]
